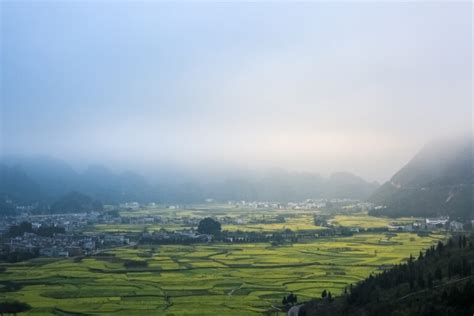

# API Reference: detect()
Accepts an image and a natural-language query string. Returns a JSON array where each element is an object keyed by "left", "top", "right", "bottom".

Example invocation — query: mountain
[
  {"left": 369, "top": 136, "right": 474, "bottom": 219},
  {"left": 76, "top": 165, "right": 156, "bottom": 204},
  {"left": 50, "top": 191, "right": 103, "bottom": 214},
  {"left": 159, "top": 170, "right": 379, "bottom": 203},
  {"left": 0, "top": 164, "right": 44, "bottom": 204},
  {"left": 1, "top": 156, "right": 79, "bottom": 197},
  {"left": 326, "top": 172, "right": 379, "bottom": 199},
  {"left": 0, "top": 156, "right": 155, "bottom": 205},
  {"left": 1, "top": 155, "right": 378, "bottom": 208}
]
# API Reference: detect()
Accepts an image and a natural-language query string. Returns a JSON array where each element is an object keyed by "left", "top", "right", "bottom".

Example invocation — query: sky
[{"left": 1, "top": 1, "right": 472, "bottom": 182}]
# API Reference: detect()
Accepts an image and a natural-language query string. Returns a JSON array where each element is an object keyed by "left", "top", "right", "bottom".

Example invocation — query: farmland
[
  {"left": 0, "top": 231, "right": 446, "bottom": 315},
  {"left": 90, "top": 205, "right": 407, "bottom": 234}
]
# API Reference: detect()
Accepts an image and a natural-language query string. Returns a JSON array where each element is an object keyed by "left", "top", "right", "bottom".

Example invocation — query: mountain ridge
[
  {"left": 0, "top": 155, "right": 378, "bottom": 212},
  {"left": 369, "top": 136, "right": 473, "bottom": 219}
]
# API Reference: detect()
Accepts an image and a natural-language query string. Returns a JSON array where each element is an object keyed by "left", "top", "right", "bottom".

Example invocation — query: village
[{"left": 0, "top": 200, "right": 472, "bottom": 261}]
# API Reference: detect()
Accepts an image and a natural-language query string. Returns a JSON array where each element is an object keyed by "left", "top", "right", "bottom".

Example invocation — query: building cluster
[
  {"left": 121, "top": 215, "right": 163, "bottom": 225},
  {"left": 230, "top": 201, "right": 284, "bottom": 209},
  {"left": 390, "top": 216, "right": 466, "bottom": 232},
  {"left": 0, "top": 212, "right": 135, "bottom": 259},
  {"left": 6, "top": 233, "right": 97, "bottom": 257},
  {"left": 228, "top": 198, "right": 362, "bottom": 210},
  {"left": 2, "top": 231, "right": 131, "bottom": 258},
  {"left": 0, "top": 213, "right": 91, "bottom": 235}
]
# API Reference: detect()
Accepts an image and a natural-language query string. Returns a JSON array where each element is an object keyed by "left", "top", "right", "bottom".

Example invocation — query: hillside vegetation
[
  {"left": 369, "top": 136, "right": 473, "bottom": 220},
  {"left": 300, "top": 234, "right": 474, "bottom": 316}
]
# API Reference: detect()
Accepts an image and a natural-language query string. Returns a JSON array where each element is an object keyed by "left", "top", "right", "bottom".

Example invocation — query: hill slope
[
  {"left": 0, "top": 156, "right": 156, "bottom": 204},
  {"left": 369, "top": 136, "right": 473, "bottom": 219},
  {"left": 300, "top": 234, "right": 474, "bottom": 316},
  {"left": 50, "top": 191, "right": 103, "bottom": 214},
  {"left": 0, "top": 164, "right": 44, "bottom": 205}
]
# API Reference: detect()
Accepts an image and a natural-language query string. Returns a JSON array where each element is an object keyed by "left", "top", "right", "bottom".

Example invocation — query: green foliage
[
  {"left": 341, "top": 234, "right": 474, "bottom": 316},
  {"left": 282, "top": 293, "right": 297, "bottom": 305},
  {"left": 123, "top": 260, "right": 148, "bottom": 269},
  {"left": 36, "top": 225, "right": 66, "bottom": 237},
  {"left": 0, "top": 300, "right": 31, "bottom": 314},
  {"left": 197, "top": 217, "right": 221, "bottom": 235},
  {"left": 6, "top": 222, "right": 33, "bottom": 237}
]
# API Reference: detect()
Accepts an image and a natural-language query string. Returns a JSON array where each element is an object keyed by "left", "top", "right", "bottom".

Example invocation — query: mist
[{"left": 1, "top": 1, "right": 472, "bottom": 182}]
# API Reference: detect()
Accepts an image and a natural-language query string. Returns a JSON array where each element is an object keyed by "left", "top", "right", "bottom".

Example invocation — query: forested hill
[
  {"left": 369, "top": 136, "right": 473, "bottom": 219},
  {"left": 299, "top": 234, "right": 474, "bottom": 316}
]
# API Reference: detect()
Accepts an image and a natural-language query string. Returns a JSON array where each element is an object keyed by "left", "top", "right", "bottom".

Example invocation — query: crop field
[
  {"left": 91, "top": 207, "right": 325, "bottom": 234},
  {"left": 91, "top": 206, "right": 412, "bottom": 234},
  {"left": 0, "top": 232, "right": 446, "bottom": 315},
  {"left": 328, "top": 214, "right": 419, "bottom": 229},
  {"left": 328, "top": 215, "right": 393, "bottom": 228}
]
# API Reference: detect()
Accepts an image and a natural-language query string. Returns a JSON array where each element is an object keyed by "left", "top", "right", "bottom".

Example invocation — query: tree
[
  {"left": 437, "top": 241, "right": 444, "bottom": 255},
  {"left": 321, "top": 289, "right": 327, "bottom": 298},
  {"left": 327, "top": 291, "right": 333, "bottom": 301},
  {"left": 435, "top": 267, "right": 442, "bottom": 281},
  {"left": 7, "top": 222, "right": 33, "bottom": 237},
  {"left": 0, "top": 300, "right": 31, "bottom": 315},
  {"left": 448, "top": 238, "right": 454, "bottom": 248},
  {"left": 197, "top": 217, "right": 221, "bottom": 235},
  {"left": 36, "top": 225, "right": 66, "bottom": 237},
  {"left": 282, "top": 293, "right": 297, "bottom": 305},
  {"left": 409, "top": 273, "right": 415, "bottom": 290},
  {"left": 417, "top": 274, "right": 425, "bottom": 288},
  {"left": 123, "top": 260, "right": 148, "bottom": 269},
  {"left": 427, "top": 272, "right": 433, "bottom": 288},
  {"left": 461, "top": 256, "right": 471, "bottom": 276}
]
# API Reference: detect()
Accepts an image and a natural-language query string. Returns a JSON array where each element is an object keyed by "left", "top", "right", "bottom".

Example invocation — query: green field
[
  {"left": 91, "top": 207, "right": 412, "bottom": 234},
  {"left": 329, "top": 214, "right": 420, "bottom": 229},
  {"left": 0, "top": 232, "right": 446, "bottom": 315}
]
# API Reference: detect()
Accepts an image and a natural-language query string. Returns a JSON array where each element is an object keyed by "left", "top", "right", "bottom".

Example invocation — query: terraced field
[{"left": 0, "top": 232, "right": 446, "bottom": 315}]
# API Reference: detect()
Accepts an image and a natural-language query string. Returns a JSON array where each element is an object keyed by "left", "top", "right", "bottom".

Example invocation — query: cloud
[{"left": 1, "top": 1, "right": 471, "bottom": 182}]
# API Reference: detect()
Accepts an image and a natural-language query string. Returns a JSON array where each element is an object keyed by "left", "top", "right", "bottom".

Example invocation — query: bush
[
  {"left": 0, "top": 300, "right": 31, "bottom": 314},
  {"left": 123, "top": 260, "right": 148, "bottom": 269}
]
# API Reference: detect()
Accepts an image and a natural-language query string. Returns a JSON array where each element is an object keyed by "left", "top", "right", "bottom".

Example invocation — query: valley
[{"left": 0, "top": 206, "right": 448, "bottom": 315}]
